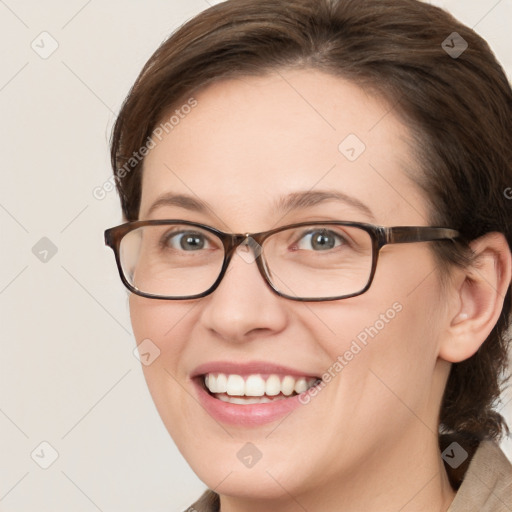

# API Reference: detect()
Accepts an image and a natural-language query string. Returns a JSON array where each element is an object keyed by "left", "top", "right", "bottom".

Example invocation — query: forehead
[{"left": 140, "top": 69, "right": 428, "bottom": 228}]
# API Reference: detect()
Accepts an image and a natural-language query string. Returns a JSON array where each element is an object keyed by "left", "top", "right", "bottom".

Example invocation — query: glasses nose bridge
[
  {"left": 221, "top": 232, "right": 269, "bottom": 286},
  {"left": 224, "top": 232, "right": 264, "bottom": 258}
]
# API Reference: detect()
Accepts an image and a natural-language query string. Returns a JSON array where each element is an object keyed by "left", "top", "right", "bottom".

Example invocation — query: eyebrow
[
  {"left": 147, "top": 193, "right": 208, "bottom": 216},
  {"left": 146, "top": 190, "right": 375, "bottom": 221},
  {"left": 274, "top": 190, "right": 376, "bottom": 221}
]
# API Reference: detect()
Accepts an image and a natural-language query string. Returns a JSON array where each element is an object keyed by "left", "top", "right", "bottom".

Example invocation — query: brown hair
[{"left": 110, "top": 0, "right": 512, "bottom": 442}]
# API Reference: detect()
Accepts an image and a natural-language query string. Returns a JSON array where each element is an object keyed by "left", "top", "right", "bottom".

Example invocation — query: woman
[{"left": 104, "top": 0, "right": 512, "bottom": 510}]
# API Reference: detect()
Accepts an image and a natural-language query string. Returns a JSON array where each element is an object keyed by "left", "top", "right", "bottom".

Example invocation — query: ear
[{"left": 439, "top": 232, "right": 511, "bottom": 363}]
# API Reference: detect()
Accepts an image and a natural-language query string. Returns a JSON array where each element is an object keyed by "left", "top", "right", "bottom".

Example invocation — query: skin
[{"left": 128, "top": 69, "right": 511, "bottom": 512}]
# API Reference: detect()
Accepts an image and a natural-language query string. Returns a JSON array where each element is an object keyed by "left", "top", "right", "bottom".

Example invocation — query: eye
[
  {"left": 161, "top": 230, "right": 211, "bottom": 251},
  {"left": 296, "top": 229, "right": 345, "bottom": 251}
]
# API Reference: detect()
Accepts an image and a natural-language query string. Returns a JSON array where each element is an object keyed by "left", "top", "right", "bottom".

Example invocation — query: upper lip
[{"left": 191, "top": 360, "right": 320, "bottom": 379}]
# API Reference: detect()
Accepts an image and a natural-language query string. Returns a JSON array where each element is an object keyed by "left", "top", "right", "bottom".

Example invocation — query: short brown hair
[{"left": 111, "top": 0, "right": 512, "bottom": 441}]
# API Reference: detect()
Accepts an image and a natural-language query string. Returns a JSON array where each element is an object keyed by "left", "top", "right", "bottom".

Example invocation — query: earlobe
[{"left": 439, "top": 232, "right": 511, "bottom": 363}]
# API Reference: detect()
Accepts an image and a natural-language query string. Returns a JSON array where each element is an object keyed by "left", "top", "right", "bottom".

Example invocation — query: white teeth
[
  {"left": 281, "top": 375, "right": 295, "bottom": 396},
  {"left": 294, "top": 377, "right": 308, "bottom": 394},
  {"left": 206, "top": 374, "right": 219, "bottom": 393},
  {"left": 216, "top": 394, "right": 286, "bottom": 404},
  {"left": 216, "top": 373, "right": 227, "bottom": 393},
  {"left": 203, "top": 372, "right": 318, "bottom": 399},
  {"left": 226, "top": 374, "right": 245, "bottom": 396},
  {"left": 265, "top": 374, "right": 281, "bottom": 396},
  {"left": 245, "top": 375, "right": 266, "bottom": 396}
]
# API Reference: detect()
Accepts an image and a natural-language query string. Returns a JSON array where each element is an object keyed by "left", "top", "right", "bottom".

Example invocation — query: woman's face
[{"left": 130, "top": 70, "right": 451, "bottom": 501}]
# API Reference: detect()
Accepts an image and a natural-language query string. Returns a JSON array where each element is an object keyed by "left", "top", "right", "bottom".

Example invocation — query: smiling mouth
[{"left": 202, "top": 373, "right": 321, "bottom": 404}]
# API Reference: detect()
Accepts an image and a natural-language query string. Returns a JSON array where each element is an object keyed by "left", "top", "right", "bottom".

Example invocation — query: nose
[{"left": 198, "top": 243, "right": 289, "bottom": 343}]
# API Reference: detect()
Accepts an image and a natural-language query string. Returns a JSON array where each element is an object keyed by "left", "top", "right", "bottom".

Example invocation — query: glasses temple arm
[{"left": 382, "top": 226, "right": 462, "bottom": 245}]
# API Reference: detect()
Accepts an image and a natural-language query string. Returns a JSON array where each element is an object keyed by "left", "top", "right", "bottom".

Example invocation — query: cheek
[
  {"left": 357, "top": 245, "right": 443, "bottom": 363},
  {"left": 308, "top": 252, "right": 444, "bottom": 425},
  {"left": 129, "top": 294, "right": 193, "bottom": 356},
  {"left": 128, "top": 295, "right": 194, "bottom": 419}
]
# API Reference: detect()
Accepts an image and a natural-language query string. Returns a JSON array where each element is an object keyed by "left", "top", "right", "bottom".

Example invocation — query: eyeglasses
[{"left": 104, "top": 220, "right": 461, "bottom": 302}]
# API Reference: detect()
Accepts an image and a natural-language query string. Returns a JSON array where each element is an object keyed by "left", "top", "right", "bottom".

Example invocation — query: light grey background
[{"left": 1, "top": 1, "right": 511, "bottom": 510}]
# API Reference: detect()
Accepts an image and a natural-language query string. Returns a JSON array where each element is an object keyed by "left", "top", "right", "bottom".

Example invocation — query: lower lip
[{"left": 193, "top": 378, "right": 311, "bottom": 427}]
